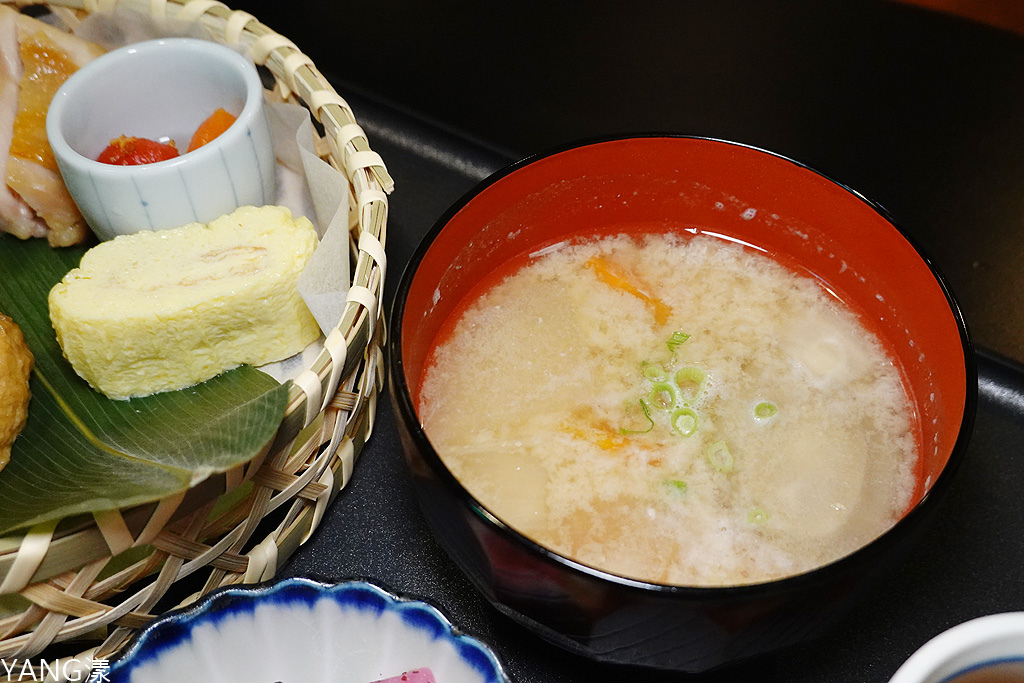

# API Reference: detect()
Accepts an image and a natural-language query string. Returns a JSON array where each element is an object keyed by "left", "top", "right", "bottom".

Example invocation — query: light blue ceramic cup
[{"left": 47, "top": 37, "right": 276, "bottom": 241}]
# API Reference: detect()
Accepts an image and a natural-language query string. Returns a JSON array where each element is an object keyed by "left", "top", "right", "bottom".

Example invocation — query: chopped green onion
[
  {"left": 619, "top": 399, "right": 655, "bottom": 434},
  {"left": 642, "top": 363, "right": 668, "bottom": 382},
  {"left": 747, "top": 507, "right": 769, "bottom": 526},
  {"left": 666, "top": 331, "right": 690, "bottom": 353},
  {"left": 754, "top": 401, "right": 778, "bottom": 420},
  {"left": 647, "top": 381, "right": 678, "bottom": 411},
  {"left": 706, "top": 440, "right": 734, "bottom": 473},
  {"left": 670, "top": 406, "right": 698, "bottom": 436},
  {"left": 675, "top": 366, "right": 708, "bottom": 403},
  {"left": 665, "top": 479, "right": 688, "bottom": 495}
]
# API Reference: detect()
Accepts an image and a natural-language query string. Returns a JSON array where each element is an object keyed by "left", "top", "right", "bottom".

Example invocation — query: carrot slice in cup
[{"left": 187, "top": 108, "right": 237, "bottom": 152}]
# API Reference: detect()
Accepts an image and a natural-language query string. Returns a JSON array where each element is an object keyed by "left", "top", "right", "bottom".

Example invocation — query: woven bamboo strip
[{"left": 0, "top": 0, "right": 391, "bottom": 668}]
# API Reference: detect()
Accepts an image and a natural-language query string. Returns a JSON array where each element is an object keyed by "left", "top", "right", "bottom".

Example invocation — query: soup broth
[{"left": 418, "top": 233, "right": 919, "bottom": 586}]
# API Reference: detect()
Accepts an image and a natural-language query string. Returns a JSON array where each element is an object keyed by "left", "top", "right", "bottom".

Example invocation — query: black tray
[
  {"left": 249, "top": 1, "right": 1024, "bottom": 679},
  {"left": 279, "top": 91, "right": 1024, "bottom": 682}
]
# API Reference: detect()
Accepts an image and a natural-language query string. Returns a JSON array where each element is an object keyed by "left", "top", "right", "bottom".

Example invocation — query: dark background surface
[
  {"left": 222, "top": 1, "right": 1024, "bottom": 680},
  {"left": 237, "top": 0, "right": 1024, "bottom": 365}
]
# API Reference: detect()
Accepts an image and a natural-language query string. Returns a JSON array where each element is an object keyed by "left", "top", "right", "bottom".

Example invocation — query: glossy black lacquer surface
[
  {"left": 215, "top": 1, "right": 1024, "bottom": 680},
  {"left": 267, "top": 98, "right": 1024, "bottom": 682}
]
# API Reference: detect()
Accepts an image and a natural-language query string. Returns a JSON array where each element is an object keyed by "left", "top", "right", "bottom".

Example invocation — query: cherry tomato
[{"left": 97, "top": 136, "right": 179, "bottom": 165}]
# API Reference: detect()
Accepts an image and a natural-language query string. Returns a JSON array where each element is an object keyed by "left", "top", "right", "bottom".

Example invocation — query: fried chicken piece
[
  {"left": 0, "top": 6, "right": 103, "bottom": 246},
  {"left": 0, "top": 311, "right": 33, "bottom": 470}
]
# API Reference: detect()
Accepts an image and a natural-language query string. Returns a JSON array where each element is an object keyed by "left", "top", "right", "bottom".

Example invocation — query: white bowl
[
  {"left": 47, "top": 38, "right": 276, "bottom": 241},
  {"left": 90, "top": 578, "right": 510, "bottom": 683},
  {"left": 888, "top": 613, "right": 1024, "bottom": 683}
]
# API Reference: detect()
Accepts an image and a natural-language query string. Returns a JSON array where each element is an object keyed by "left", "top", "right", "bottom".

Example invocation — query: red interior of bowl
[{"left": 400, "top": 136, "right": 969, "bottom": 507}]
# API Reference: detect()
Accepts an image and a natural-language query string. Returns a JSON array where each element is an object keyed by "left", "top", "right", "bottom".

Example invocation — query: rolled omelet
[{"left": 49, "top": 205, "right": 321, "bottom": 399}]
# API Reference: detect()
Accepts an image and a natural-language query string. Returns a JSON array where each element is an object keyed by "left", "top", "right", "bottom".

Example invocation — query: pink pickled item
[{"left": 371, "top": 668, "right": 437, "bottom": 683}]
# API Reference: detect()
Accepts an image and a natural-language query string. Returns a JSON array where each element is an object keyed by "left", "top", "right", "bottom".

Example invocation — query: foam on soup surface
[{"left": 418, "top": 233, "right": 918, "bottom": 586}]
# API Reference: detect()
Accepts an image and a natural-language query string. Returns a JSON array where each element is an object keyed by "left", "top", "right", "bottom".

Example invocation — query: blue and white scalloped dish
[{"left": 92, "top": 578, "right": 509, "bottom": 683}]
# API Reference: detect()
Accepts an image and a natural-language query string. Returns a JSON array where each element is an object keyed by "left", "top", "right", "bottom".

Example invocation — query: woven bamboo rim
[{"left": 0, "top": 0, "right": 393, "bottom": 676}]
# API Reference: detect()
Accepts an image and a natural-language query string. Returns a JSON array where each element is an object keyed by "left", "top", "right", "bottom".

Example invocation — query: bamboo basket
[{"left": 0, "top": 0, "right": 393, "bottom": 677}]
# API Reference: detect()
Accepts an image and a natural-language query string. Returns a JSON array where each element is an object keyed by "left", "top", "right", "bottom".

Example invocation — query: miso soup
[{"left": 418, "top": 233, "right": 919, "bottom": 586}]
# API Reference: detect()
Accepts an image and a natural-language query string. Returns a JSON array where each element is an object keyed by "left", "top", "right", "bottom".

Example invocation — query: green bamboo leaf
[{"left": 0, "top": 234, "right": 288, "bottom": 536}]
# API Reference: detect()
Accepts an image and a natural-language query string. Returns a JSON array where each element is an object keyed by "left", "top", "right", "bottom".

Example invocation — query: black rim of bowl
[{"left": 389, "top": 132, "right": 979, "bottom": 600}]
